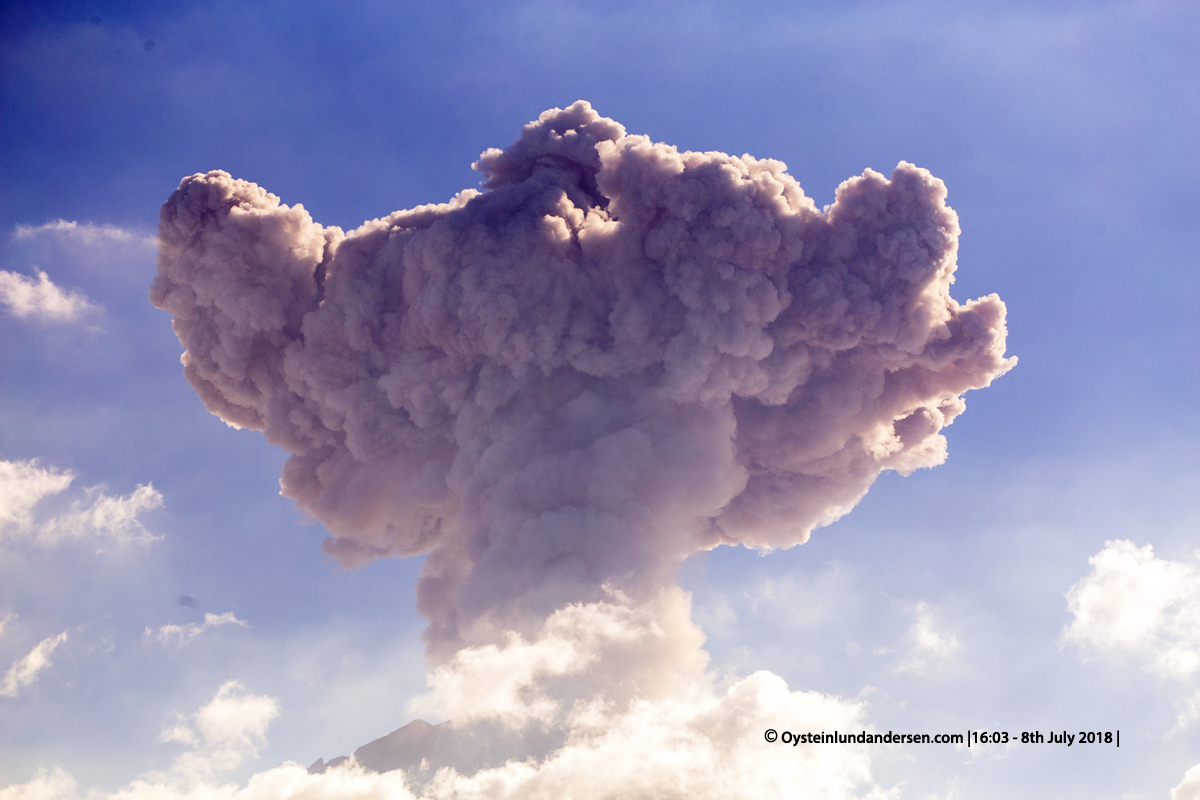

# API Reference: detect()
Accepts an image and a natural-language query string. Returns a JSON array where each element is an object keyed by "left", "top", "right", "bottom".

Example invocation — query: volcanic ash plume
[{"left": 151, "top": 101, "right": 1013, "bottom": 660}]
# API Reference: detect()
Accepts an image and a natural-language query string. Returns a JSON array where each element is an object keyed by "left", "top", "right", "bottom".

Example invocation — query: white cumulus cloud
[
  {"left": 1, "top": 631, "right": 69, "bottom": 698},
  {"left": 0, "top": 459, "right": 162, "bottom": 547},
  {"left": 146, "top": 613, "right": 248, "bottom": 648},
  {"left": 0, "top": 683, "right": 279, "bottom": 797},
  {"left": 0, "top": 269, "right": 94, "bottom": 322},
  {"left": 1173, "top": 763, "right": 1200, "bottom": 800},
  {"left": 1064, "top": 539, "right": 1200, "bottom": 680},
  {"left": 0, "top": 768, "right": 80, "bottom": 800},
  {"left": 157, "top": 681, "right": 281, "bottom": 782}
]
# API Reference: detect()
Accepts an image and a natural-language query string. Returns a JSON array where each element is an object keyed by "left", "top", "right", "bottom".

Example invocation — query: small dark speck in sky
[
  {"left": 144, "top": 39, "right": 155, "bottom": 51},
  {"left": 175, "top": 595, "right": 197, "bottom": 608}
]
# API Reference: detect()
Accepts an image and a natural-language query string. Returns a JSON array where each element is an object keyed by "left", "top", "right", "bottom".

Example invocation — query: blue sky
[{"left": 1, "top": 1, "right": 1198, "bottom": 798}]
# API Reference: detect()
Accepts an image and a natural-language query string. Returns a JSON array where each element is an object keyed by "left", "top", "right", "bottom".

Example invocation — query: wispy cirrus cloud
[
  {"left": 145, "top": 613, "right": 248, "bottom": 648},
  {"left": 896, "top": 602, "right": 961, "bottom": 675},
  {"left": 871, "top": 601, "right": 961, "bottom": 675},
  {"left": 1, "top": 631, "right": 69, "bottom": 697},
  {"left": 2, "top": 219, "right": 155, "bottom": 323},
  {"left": 0, "top": 459, "right": 74, "bottom": 531},
  {"left": 12, "top": 219, "right": 154, "bottom": 247},
  {"left": 0, "top": 459, "right": 162, "bottom": 547}
]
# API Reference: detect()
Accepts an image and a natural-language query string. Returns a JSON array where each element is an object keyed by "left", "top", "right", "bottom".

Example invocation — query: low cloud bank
[{"left": 0, "top": 635, "right": 884, "bottom": 800}]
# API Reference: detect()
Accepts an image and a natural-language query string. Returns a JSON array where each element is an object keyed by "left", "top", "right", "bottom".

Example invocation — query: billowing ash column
[{"left": 152, "top": 101, "right": 1014, "bottom": 659}]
